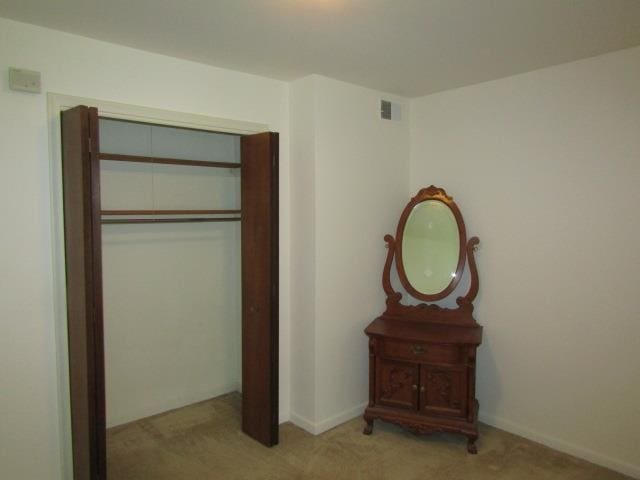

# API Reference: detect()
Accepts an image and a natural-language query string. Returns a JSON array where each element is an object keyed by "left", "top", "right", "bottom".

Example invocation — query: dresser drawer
[{"left": 380, "top": 339, "right": 461, "bottom": 364}]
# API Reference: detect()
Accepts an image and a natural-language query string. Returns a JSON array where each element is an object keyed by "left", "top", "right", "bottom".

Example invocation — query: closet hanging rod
[
  {"left": 101, "top": 217, "right": 241, "bottom": 225},
  {"left": 101, "top": 209, "right": 241, "bottom": 215},
  {"left": 99, "top": 152, "right": 241, "bottom": 169}
]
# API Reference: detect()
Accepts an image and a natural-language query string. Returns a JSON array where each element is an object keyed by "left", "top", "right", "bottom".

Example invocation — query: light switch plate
[{"left": 9, "top": 67, "right": 42, "bottom": 93}]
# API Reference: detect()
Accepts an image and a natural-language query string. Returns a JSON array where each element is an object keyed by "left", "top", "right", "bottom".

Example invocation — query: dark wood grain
[
  {"left": 419, "top": 364, "right": 467, "bottom": 418},
  {"left": 61, "top": 105, "right": 106, "bottom": 479},
  {"left": 375, "top": 358, "right": 419, "bottom": 410},
  {"left": 380, "top": 339, "right": 462, "bottom": 365},
  {"left": 101, "top": 209, "right": 241, "bottom": 215},
  {"left": 90, "top": 108, "right": 107, "bottom": 479},
  {"left": 101, "top": 217, "right": 241, "bottom": 225},
  {"left": 99, "top": 152, "right": 241, "bottom": 168},
  {"left": 457, "top": 237, "right": 480, "bottom": 307},
  {"left": 241, "top": 132, "right": 279, "bottom": 447},
  {"left": 364, "top": 186, "right": 482, "bottom": 454},
  {"left": 365, "top": 317, "right": 482, "bottom": 345}
]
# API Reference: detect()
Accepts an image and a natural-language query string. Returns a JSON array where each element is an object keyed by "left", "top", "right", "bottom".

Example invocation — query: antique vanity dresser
[{"left": 363, "top": 186, "right": 483, "bottom": 453}]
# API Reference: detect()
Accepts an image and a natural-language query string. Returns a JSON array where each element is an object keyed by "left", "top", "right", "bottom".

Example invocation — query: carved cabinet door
[
  {"left": 419, "top": 366, "right": 467, "bottom": 417},
  {"left": 376, "top": 358, "right": 419, "bottom": 410}
]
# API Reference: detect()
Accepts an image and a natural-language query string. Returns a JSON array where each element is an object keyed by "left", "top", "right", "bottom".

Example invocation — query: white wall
[
  {"left": 410, "top": 46, "right": 640, "bottom": 477},
  {"left": 289, "top": 75, "right": 409, "bottom": 432},
  {"left": 100, "top": 121, "right": 242, "bottom": 427},
  {"left": 289, "top": 76, "right": 318, "bottom": 424},
  {"left": 0, "top": 17, "right": 290, "bottom": 480}
]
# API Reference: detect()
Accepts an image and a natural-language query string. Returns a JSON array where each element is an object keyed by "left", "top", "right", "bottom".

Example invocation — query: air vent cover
[{"left": 380, "top": 100, "right": 392, "bottom": 120}]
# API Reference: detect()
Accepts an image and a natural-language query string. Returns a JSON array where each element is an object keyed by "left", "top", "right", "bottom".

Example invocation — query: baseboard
[
  {"left": 289, "top": 411, "right": 318, "bottom": 434},
  {"left": 290, "top": 402, "right": 368, "bottom": 435},
  {"left": 107, "top": 382, "right": 241, "bottom": 428},
  {"left": 278, "top": 411, "right": 290, "bottom": 424},
  {"left": 479, "top": 411, "right": 640, "bottom": 479}
]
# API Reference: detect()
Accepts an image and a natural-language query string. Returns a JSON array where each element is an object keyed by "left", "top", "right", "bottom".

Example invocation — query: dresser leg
[
  {"left": 363, "top": 417, "right": 374, "bottom": 435},
  {"left": 466, "top": 435, "right": 478, "bottom": 454}
]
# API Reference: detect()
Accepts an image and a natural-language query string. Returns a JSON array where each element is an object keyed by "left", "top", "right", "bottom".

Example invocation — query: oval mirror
[{"left": 396, "top": 188, "right": 466, "bottom": 301}]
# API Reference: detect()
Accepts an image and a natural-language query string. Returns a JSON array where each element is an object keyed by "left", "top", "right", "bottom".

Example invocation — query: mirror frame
[{"left": 395, "top": 186, "right": 467, "bottom": 302}]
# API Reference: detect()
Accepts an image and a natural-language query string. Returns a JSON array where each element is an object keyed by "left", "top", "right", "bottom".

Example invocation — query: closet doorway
[{"left": 60, "top": 105, "right": 278, "bottom": 480}]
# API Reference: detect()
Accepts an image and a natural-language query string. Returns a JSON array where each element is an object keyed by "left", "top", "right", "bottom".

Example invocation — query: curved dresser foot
[
  {"left": 466, "top": 435, "right": 478, "bottom": 454},
  {"left": 363, "top": 418, "right": 374, "bottom": 435}
]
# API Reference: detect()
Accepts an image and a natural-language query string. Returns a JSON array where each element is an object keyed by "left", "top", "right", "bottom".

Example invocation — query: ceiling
[{"left": 2, "top": 0, "right": 640, "bottom": 97}]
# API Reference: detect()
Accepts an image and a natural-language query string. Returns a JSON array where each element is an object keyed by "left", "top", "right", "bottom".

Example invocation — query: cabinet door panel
[
  {"left": 420, "top": 366, "right": 467, "bottom": 417},
  {"left": 375, "top": 358, "right": 419, "bottom": 410}
]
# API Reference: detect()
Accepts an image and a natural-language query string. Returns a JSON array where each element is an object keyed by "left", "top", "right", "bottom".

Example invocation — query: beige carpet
[{"left": 107, "top": 393, "right": 631, "bottom": 480}]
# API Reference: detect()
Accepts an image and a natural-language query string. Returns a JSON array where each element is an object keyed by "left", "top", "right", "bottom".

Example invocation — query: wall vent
[{"left": 380, "top": 100, "right": 392, "bottom": 120}]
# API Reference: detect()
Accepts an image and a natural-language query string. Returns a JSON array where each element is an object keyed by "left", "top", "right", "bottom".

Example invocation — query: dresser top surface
[{"left": 365, "top": 316, "right": 482, "bottom": 345}]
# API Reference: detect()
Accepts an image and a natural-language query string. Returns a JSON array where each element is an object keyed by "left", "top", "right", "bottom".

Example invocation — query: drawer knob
[
  {"left": 412, "top": 384, "right": 418, "bottom": 391},
  {"left": 420, "top": 386, "right": 425, "bottom": 392},
  {"left": 413, "top": 345, "right": 425, "bottom": 355}
]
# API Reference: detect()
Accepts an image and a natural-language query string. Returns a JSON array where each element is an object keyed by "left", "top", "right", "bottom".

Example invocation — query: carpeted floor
[{"left": 107, "top": 393, "right": 631, "bottom": 480}]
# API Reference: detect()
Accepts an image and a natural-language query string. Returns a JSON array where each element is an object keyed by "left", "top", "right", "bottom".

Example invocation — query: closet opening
[{"left": 60, "top": 106, "right": 278, "bottom": 480}]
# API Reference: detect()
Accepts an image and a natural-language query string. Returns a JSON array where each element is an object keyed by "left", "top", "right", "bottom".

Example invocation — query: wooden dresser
[{"left": 363, "top": 186, "right": 483, "bottom": 453}]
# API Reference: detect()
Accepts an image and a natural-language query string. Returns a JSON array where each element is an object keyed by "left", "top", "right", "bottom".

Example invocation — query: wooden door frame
[{"left": 48, "top": 94, "right": 273, "bottom": 478}]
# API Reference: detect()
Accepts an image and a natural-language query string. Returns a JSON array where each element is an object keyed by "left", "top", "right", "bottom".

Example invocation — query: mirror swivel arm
[
  {"left": 382, "top": 234, "right": 402, "bottom": 301},
  {"left": 457, "top": 236, "right": 480, "bottom": 307}
]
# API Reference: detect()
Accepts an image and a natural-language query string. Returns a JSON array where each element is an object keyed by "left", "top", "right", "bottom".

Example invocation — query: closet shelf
[
  {"left": 101, "top": 217, "right": 241, "bottom": 225},
  {"left": 102, "top": 209, "right": 241, "bottom": 215},
  {"left": 99, "top": 152, "right": 241, "bottom": 169}
]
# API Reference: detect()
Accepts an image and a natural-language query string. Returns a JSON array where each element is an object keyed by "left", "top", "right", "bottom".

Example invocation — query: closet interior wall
[{"left": 99, "top": 118, "right": 242, "bottom": 427}]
